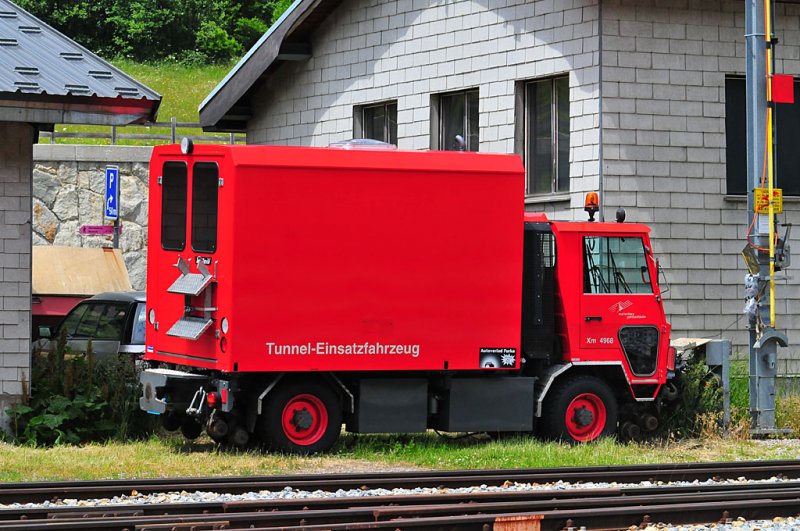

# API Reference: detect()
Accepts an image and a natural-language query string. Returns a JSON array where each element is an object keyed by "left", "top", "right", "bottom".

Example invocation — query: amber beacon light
[{"left": 584, "top": 192, "right": 600, "bottom": 222}]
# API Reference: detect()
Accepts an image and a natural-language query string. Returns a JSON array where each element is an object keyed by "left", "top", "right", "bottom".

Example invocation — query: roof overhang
[
  {"left": 199, "top": 0, "right": 342, "bottom": 132},
  {"left": 0, "top": 0, "right": 161, "bottom": 130},
  {"left": 0, "top": 93, "right": 158, "bottom": 127}
]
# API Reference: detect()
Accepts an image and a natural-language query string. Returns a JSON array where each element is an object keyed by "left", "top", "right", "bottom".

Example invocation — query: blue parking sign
[{"left": 105, "top": 166, "right": 119, "bottom": 221}]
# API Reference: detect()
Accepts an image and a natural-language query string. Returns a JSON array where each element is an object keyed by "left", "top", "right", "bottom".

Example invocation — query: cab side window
[
  {"left": 583, "top": 237, "right": 652, "bottom": 294},
  {"left": 59, "top": 303, "right": 89, "bottom": 337}
]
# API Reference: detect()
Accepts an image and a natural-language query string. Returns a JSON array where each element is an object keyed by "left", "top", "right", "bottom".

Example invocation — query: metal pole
[{"left": 745, "top": 0, "right": 787, "bottom": 434}]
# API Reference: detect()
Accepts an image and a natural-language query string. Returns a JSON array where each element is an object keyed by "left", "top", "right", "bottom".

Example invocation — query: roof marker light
[{"left": 181, "top": 137, "right": 194, "bottom": 154}]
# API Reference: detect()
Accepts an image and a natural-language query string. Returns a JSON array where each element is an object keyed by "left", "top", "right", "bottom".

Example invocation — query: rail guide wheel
[
  {"left": 258, "top": 380, "right": 342, "bottom": 454},
  {"left": 540, "top": 375, "right": 618, "bottom": 443}
]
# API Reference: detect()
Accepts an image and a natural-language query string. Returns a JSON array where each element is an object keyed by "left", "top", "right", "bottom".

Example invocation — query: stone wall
[
  {"left": 0, "top": 122, "right": 34, "bottom": 430},
  {"left": 32, "top": 145, "right": 153, "bottom": 291}
]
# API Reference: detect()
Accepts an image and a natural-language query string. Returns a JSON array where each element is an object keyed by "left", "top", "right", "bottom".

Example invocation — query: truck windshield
[{"left": 583, "top": 236, "right": 652, "bottom": 294}]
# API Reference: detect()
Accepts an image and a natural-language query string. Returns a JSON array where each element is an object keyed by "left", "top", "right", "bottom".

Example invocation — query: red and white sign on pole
[{"left": 79, "top": 225, "right": 122, "bottom": 236}]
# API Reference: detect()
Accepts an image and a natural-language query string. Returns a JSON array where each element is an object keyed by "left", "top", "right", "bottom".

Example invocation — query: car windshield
[{"left": 131, "top": 302, "right": 146, "bottom": 345}]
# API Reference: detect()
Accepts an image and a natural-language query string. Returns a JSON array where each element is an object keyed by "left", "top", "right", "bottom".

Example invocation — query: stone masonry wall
[
  {"left": 0, "top": 122, "right": 34, "bottom": 430},
  {"left": 248, "top": 0, "right": 603, "bottom": 217},
  {"left": 601, "top": 0, "right": 800, "bottom": 373},
  {"left": 32, "top": 145, "right": 153, "bottom": 291}
]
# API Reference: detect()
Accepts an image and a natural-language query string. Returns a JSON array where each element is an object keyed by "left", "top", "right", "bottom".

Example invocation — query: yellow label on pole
[{"left": 755, "top": 188, "right": 783, "bottom": 214}]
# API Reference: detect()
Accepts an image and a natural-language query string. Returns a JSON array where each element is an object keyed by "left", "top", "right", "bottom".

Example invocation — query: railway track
[{"left": 0, "top": 460, "right": 798, "bottom": 530}]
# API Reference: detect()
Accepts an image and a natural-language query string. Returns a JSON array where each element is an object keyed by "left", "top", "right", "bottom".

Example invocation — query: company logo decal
[{"left": 609, "top": 300, "right": 633, "bottom": 313}]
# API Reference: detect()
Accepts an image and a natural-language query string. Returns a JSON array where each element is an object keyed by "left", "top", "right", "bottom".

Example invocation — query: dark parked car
[{"left": 36, "top": 292, "right": 146, "bottom": 359}]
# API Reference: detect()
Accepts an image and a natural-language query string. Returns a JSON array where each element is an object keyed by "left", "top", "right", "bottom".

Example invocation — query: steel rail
[
  {"left": 1, "top": 459, "right": 799, "bottom": 505},
  {"left": 2, "top": 480, "right": 800, "bottom": 522},
  {"left": 0, "top": 482, "right": 800, "bottom": 530}
]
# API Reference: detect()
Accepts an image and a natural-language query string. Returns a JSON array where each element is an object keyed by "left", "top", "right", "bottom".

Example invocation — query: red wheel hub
[
  {"left": 566, "top": 393, "right": 607, "bottom": 442},
  {"left": 281, "top": 394, "right": 328, "bottom": 445}
]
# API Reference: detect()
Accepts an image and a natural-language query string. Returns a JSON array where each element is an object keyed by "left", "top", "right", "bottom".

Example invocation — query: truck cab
[{"left": 521, "top": 213, "right": 674, "bottom": 442}]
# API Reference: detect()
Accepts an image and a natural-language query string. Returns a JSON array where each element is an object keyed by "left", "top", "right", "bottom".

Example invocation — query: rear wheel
[
  {"left": 540, "top": 375, "right": 618, "bottom": 443},
  {"left": 259, "top": 380, "right": 342, "bottom": 454}
]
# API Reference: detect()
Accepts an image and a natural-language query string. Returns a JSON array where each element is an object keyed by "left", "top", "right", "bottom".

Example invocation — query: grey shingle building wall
[
  {"left": 0, "top": 122, "right": 33, "bottom": 429},
  {"left": 244, "top": 0, "right": 800, "bottom": 371},
  {"left": 601, "top": 0, "right": 800, "bottom": 372},
  {"left": 248, "top": 0, "right": 602, "bottom": 216}
]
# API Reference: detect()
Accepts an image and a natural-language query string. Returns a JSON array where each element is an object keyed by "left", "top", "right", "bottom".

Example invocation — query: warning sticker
[
  {"left": 479, "top": 347, "right": 518, "bottom": 369},
  {"left": 755, "top": 188, "right": 783, "bottom": 214}
]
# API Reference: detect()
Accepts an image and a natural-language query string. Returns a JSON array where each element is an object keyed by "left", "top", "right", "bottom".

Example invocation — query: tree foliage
[{"left": 15, "top": 0, "right": 292, "bottom": 64}]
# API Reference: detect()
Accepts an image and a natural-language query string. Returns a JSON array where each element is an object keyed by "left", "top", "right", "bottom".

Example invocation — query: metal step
[
  {"left": 168, "top": 273, "right": 213, "bottom": 296},
  {"left": 166, "top": 316, "right": 214, "bottom": 340}
]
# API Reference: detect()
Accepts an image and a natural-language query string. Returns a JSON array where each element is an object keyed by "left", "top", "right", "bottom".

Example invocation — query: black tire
[
  {"left": 180, "top": 418, "right": 203, "bottom": 440},
  {"left": 258, "top": 380, "right": 342, "bottom": 454},
  {"left": 539, "top": 375, "right": 618, "bottom": 443}
]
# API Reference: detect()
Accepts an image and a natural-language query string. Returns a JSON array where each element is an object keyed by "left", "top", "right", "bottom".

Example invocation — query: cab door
[{"left": 579, "top": 235, "right": 663, "bottom": 380}]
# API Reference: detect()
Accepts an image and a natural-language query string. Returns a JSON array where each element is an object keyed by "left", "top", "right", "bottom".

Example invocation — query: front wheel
[
  {"left": 540, "top": 375, "right": 618, "bottom": 443},
  {"left": 258, "top": 380, "right": 342, "bottom": 454}
]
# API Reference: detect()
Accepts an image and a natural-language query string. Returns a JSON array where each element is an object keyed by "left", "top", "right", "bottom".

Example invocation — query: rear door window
[
  {"left": 162, "top": 162, "right": 188, "bottom": 250},
  {"left": 192, "top": 162, "right": 219, "bottom": 253}
]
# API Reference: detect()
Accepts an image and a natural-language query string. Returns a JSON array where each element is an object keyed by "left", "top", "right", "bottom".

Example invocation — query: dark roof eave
[{"left": 199, "top": 0, "right": 335, "bottom": 130}]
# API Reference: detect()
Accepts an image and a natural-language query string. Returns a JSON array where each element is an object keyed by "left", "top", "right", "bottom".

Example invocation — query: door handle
[{"left": 585, "top": 316, "right": 603, "bottom": 322}]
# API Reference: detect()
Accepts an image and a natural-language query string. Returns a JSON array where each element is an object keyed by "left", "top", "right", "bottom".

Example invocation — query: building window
[
  {"left": 432, "top": 89, "right": 479, "bottom": 151},
  {"left": 725, "top": 76, "right": 800, "bottom": 196},
  {"left": 523, "top": 76, "right": 570, "bottom": 195},
  {"left": 355, "top": 101, "right": 397, "bottom": 144}
]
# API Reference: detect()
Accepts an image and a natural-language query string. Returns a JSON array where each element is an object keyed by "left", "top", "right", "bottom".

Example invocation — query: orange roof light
[{"left": 584, "top": 192, "right": 599, "bottom": 222}]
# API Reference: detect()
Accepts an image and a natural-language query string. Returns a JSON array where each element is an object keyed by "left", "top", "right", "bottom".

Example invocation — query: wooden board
[{"left": 32, "top": 246, "right": 132, "bottom": 296}]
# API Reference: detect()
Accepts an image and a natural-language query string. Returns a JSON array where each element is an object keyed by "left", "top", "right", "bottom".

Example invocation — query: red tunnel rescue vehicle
[{"left": 139, "top": 143, "right": 676, "bottom": 453}]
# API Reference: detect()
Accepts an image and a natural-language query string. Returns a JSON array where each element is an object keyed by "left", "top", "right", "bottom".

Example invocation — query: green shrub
[
  {"left": 235, "top": 17, "right": 270, "bottom": 50},
  {"left": 196, "top": 20, "right": 243, "bottom": 63},
  {"left": 5, "top": 330, "right": 154, "bottom": 446},
  {"left": 662, "top": 359, "right": 723, "bottom": 438}
]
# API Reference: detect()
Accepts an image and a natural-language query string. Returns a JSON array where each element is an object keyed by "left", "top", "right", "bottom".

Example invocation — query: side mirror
[
  {"left": 656, "top": 259, "right": 670, "bottom": 295},
  {"left": 38, "top": 325, "right": 52, "bottom": 339}
]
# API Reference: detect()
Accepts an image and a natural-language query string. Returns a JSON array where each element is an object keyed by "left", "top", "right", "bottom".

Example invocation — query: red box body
[{"left": 145, "top": 145, "right": 525, "bottom": 374}]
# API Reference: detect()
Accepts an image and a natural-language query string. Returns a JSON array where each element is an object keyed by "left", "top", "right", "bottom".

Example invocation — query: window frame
[
  {"left": 354, "top": 100, "right": 398, "bottom": 145},
  {"left": 431, "top": 88, "right": 479, "bottom": 151},
  {"left": 517, "top": 76, "right": 570, "bottom": 196}
]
